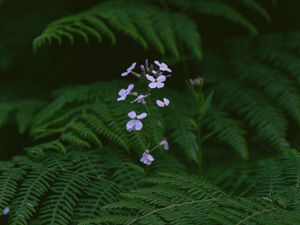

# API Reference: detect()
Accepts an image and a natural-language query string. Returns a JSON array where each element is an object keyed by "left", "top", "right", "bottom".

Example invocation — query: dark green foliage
[
  {"left": 201, "top": 32, "right": 300, "bottom": 153},
  {"left": 0, "top": 148, "right": 145, "bottom": 225},
  {"left": 33, "top": 0, "right": 271, "bottom": 59},
  {"left": 79, "top": 150, "right": 300, "bottom": 225},
  {"left": 2, "top": 0, "right": 300, "bottom": 225}
]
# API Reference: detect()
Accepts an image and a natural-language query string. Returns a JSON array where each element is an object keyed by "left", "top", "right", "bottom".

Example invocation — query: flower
[
  {"left": 146, "top": 74, "right": 166, "bottom": 89},
  {"left": 2, "top": 206, "right": 10, "bottom": 216},
  {"left": 189, "top": 76, "right": 204, "bottom": 87},
  {"left": 156, "top": 98, "right": 170, "bottom": 108},
  {"left": 117, "top": 84, "right": 134, "bottom": 101},
  {"left": 159, "top": 139, "right": 169, "bottom": 150},
  {"left": 131, "top": 94, "right": 148, "bottom": 104},
  {"left": 140, "top": 150, "right": 155, "bottom": 165},
  {"left": 154, "top": 60, "right": 172, "bottom": 72},
  {"left": 126, "top": 111, "right": 147, "bottom": 131},
  {"left": 121, "top": 62, "right": 137, "bottom": 77}
]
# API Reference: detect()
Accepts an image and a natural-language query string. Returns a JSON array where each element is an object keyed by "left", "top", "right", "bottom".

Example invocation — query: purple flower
[
  {"left": 159, "top": 139, "right": 169, "bottom": 150},
  {"left": 156, "top": 98, "right": 170, "bottom": 108},
  {"left": 126, "top": 111, "right": 147, "bottom": 131},
  {"left": 131, "top": 94, "right": 148, "bottom": 104},
  {"left": 140, "top": 150, "right": 155, "bottom": 165},
  {"left": 117, "top": 84, "right": 134, "bottom": 101},
  {"left": 2, "top": 206, "right": 10, "bottom": 216},
  {"left": 121, "top": 62, "right": 137, "bottom": 77},
  {"left": 146, "top": 74, "right": 166, "bottom": 89},
  {"left": 154, "top": 60, "right": 172, "bottom": 73}
]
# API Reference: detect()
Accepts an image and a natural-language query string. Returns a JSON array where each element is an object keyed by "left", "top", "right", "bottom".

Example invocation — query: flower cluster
[{"left": 118, "top": 59, "right": 172, "bottom": 165}]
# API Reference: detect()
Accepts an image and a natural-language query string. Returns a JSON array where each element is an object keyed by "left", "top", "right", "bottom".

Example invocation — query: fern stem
[
  {"left": 235, "top": 207, "right": 276, "bottom": 225},
  {"left": 126, "top": 197, "right": 219, "bottom": 225}
]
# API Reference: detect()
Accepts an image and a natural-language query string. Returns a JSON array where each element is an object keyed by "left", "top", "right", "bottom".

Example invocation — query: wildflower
[
  {"left": 159, "top": 139, "right": 169, "bottom": 150},
  {"left": 117, "top": 84, "right": 134, "bottom": 101},
  {"left": 121, "top": 62, "right": 137, "bottom": 77},
  {"left": 156, "top": 98, "right": 170, "bottom": 108},
  {"left": 189, "top": 76, "right": 204, "bottom": 87},
  {"left": 131, "top": 94, "right": 148, "bottom": 104},
  {"left": 140, "top": 150, "right": 155, "bottom": 165},
  {"left": 2, "top": 206, "right": 10, "bottom": 216},
  {"left": 154, "top": 60, "right": 172, "bottom": 73},
  {"left": 126, "top": 111, "right": 147, "bottom": 131},
  {"left": 146, "top": 74, "right": 166, "bottom": 89}
]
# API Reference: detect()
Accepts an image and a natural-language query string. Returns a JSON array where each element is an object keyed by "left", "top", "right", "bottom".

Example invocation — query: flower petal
[
  {"left": 128, "top": 111, "right": 136, "bottom": 119},
  {"left": 118, "top": 88, "right": 126, "bottom": 96},
  {"left": 137, "top": 112, "right": 147, "bottom": 120},
  {"left": 126, "top": 120, "right": 136, "bottom": 130},
  {"left": 156, "top": 100, "right": 165, "bottom": 107},
  {"left": 2, "top": 206, "right": 10, "bottom": 215},
  {"left": 163, "top": 98, "right": 170, "bottom": 106},
  {"left": 147, "top": 153, "right": 155, "bottom": 162},
  {"left": 121, "top": 71, "right": 129, "bottom": 77},
  {"left": 128, "top": 62, "right": 137, "bottom": 71},
  {"left": 154, "top": 60, "right": 161, "bottom": 67},
  {"left": 149, "top": 82, "right": 157, "bottom": 89},
  {"left": 156, "top": 82, "right": 165, "bottom": 89},
  {"left": 146, "top": 74, "right": 155, "bottom": 82},
  {"left": 127, "top": 83, "right": 134, "bottom": 92},
  {"left": 157, "top": 75, "right": 166, "bottom": 82},
  {"left": 135, "top": 120, "right": 143, "bottom": 130},
  {"left": 117, "top": 95, "right": 126, "bottom": 101}
]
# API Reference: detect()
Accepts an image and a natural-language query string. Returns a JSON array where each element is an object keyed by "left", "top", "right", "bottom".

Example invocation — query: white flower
[
  {"left": 121, "top": 62, "right": 137, "bottom": 77},
  {"left": 189, "top": 76, "right": 203, "bottom": 86},
  {"left": 156, "top": 98, "right": 170, "bottom": 107},
  {"left": 131, "top": 94, "right": 148, "bottom": 104},
  {"left": 140, "top": 150, "right": 155, "bottom": 165},
  {"left": 159, "top": 139, "right": 169, "bottom": 150},
  {"left": 126, "top": 111, "right": 147, "bottom": 131},
  {"left": 154, "top": 60, "right": 172, "bottom": 72},
  {"left": 117, "top": 84, "right": 134, "bottom": 101},
  {"left": 146, "top": 74, "right": 166, "bottom": 89},
  {"left": 2, "top": 206, "right": 10, "bottom": 215}
]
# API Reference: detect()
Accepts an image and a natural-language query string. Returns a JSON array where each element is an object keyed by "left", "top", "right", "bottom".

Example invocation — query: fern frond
[
  {"left": 33, "top": 0, "right": 201, "bottom": 59},
  {"left": 80, "top": 172, "right": 300, "bottom": 225},
  {"left": 204, "top": 107, "right": 248, "bottom": 159},
  {"left": 217, "top": 81, "right": 288, "bottom": 148},
  {"left": 237, "top": 0, "right": 272, "bottom": 22},
  {"left": 9, "top": 169, "right": 59, "bottom": 225},
  {"left": 0, "top": 148, "right": 146, "bottom": 225},
  {"left": 0, "top": 168, "right": 24, "bottom": 211},
  {"left": 0, "top": 99, "right": 45, "bottom": 134}
]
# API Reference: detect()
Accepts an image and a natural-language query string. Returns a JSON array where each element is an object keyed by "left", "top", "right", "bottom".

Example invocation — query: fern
[
  {"left": 33, "top": 0, "right": 271, "bottom": 58},
  {"left": 0, "top": 100, "right": 45, "bottom": 134},
  {"left": 33, "top": 0, "right": 201, "bottom": 59},
  {"left": 0, "top": 148, "right": 145, "bottom": 225},
  {"left": 204, "top": 107, "right": 248, "bottom": 159},
  {"left": 80, "top": 171, "right": 300, "bottom": 225},
  {"left": 24, "top": 82, "right": 206, "bottom": 165},
  {"left": 202, "top": 32, "right": 300, "bottom": 152}
]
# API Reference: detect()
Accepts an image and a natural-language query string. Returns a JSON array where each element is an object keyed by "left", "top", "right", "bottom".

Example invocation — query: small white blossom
[
  {"left": 189, "top": 76, "right": 203, "bottom": 86},
  {"left": 146, "top": 74, "right": 166, "bottom": 89},
  {"left": 156, "top": 98, "right": 170, "bottom": 108},
  {"left": 140, "top": 150, "right": 155, "bottom": 165},
  {"left": 126, "top": 111, "right": 147, "bottom": 131},
  {"left": 131, "top": 94, "right": 148, "bottom": 104},
  {"left": 154, "top": 60, "right": 172, "bottom": 72},
  {"left": 121, "top": 62, "right": 137, "bottom": 77},
  {"left": 159, "top": 139, "right": 169, "bottom": 150},
  {"left": 2, "top": 206, "right": 10, "bottom": 216},
  {"left": 117, "top": 84, "right": 134, "bottom": 101}
]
